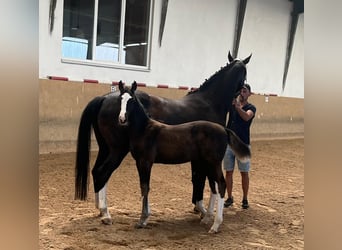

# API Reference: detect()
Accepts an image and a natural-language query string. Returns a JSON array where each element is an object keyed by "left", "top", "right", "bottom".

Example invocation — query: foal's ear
[
  {"left": 119, "top": 80, "right": 125, "bottom": 93},
  {"left": 131, "top": 81, "right": 137, "bottom": 93},
  {"left": 228, "top": 51, "right": 234, "bottom": 63},
  {"left": 242, "top": 53, "right": 252, "bottom": 65}
]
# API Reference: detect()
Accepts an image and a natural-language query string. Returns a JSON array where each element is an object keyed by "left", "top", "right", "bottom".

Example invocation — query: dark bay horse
[
  {"left": 75, "top": 52, "right": 252, "bottom": 224},
  {"left": 118, "top": 81, "right": 251, "bottom": 233}
]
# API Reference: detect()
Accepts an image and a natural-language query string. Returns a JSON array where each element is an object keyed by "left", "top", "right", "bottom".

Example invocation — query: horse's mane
[{"left": 187, "top": 61, "right": 235, "bottom": 95}]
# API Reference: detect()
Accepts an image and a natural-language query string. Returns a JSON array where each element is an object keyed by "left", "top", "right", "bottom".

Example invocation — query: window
[{"left": 62, "top": 0, "right": 152, "bottom": 67}]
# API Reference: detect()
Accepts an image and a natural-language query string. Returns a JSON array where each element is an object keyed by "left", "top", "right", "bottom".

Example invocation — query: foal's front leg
[
  {"left": 136, "top": 187, "right": 151, "bottom": 228},
  {"left": 135, "top": 160, "right": 152, "bottom": 228}
]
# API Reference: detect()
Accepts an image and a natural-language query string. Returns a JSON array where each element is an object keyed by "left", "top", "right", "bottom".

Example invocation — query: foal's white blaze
[{"left": 119, "top": 92, "right": 132, "bottom": 123}]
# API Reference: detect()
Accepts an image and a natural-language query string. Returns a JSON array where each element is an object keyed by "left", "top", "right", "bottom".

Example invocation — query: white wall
[{"left": 39, "top": 0, "right": 304, "bottom": 98}]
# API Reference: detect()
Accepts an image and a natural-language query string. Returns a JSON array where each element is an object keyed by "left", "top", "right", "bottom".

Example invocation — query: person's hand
[{"left": 234, "top": 97, "right": 241, "bottom": 110}]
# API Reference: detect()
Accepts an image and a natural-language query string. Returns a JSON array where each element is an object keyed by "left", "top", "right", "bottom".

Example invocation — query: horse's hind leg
[
  {"left": 92, "top": 148, "right": 128, "bottom": 225},
  {"left": 191, "top": 161, "right": 207, "bottom": 216},
  {"left": 93, "top": 146, "right": 109, "bottom": 209}
]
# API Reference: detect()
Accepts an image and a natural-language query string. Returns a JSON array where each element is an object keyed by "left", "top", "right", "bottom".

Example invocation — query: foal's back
[{"left": 132, "top": 120, "right": 228, "bottom": 165}]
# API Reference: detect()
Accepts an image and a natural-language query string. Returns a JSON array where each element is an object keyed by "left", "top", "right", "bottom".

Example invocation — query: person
[{"left": 223, "top": 83, "right": 256, "bottom": 209}]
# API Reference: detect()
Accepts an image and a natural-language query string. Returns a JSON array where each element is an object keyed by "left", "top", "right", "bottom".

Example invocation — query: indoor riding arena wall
[{"left": 39, "top": 79, "right": 304, "bottom": 154}]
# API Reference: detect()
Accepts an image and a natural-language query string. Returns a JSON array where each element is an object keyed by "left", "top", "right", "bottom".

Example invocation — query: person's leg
[
  {"left": 240, "top": 171, "right": 249, "bottom": 201},
  {"left": 225, "top": 170, "right": 234, "bottom": 199},
  {"left": 237, "top": 155, "right": 250, "bottom": 209},
  {"left": 223, "top": 145, "right": 235, "bottom": 207}
]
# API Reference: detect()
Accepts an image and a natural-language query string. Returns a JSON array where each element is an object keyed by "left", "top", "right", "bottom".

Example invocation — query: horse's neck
[{"left": 192, "top": 85, "right": 235, "bottom": 115}]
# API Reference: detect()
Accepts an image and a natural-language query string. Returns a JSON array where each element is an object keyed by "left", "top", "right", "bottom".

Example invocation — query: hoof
[
  {"left": 135, "top": 222, "right": 147, "bottom": 229},
  {"left": 201, "top": 215, "right": 212, "bottom": 225},
  {"left": 208, "top": 228, "right": 218, "bottom": 234},
  {"left": 101, "top": 217, "right": 113, "bottom": 225}
]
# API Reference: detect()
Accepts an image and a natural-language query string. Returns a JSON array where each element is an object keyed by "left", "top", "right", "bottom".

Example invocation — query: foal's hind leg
[
  {"left": 201, "top": 179, "right": 216, "bottom": 226},
  {"left": 207, "top": 169, "right": 226, "bottom": 233}
]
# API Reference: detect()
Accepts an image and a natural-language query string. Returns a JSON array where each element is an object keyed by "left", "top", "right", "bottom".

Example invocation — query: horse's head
[
  {"left": 118, "top": 81, "right": 137, "bottom": 125},
  {"left": 190, "top": 51, "right": 252, "bottom": 98},
  {"left": 226, "top": 51, "right": 252, "bottom": 98}
]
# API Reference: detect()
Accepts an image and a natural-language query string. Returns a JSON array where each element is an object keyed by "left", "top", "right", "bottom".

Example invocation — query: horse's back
[{"left": 147, "top": 94, "right": 225, "bottom": 125}]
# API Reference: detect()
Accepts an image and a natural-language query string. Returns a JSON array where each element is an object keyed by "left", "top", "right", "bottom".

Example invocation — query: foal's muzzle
[{"left": 118, "top": 113, "right": 127, "bottom": 125}]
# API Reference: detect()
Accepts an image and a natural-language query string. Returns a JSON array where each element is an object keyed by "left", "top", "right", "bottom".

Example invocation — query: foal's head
[
  {"left": 118, "top": 81, "right": 137, "bottom": 125},
  {"left": 118, "top": 80, "right": 148, "bottom": 127}
]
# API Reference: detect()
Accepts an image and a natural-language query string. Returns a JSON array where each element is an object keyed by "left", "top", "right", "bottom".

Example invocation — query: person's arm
[{"left": 234, "top": 102, "right": 254, "bottom": 121}]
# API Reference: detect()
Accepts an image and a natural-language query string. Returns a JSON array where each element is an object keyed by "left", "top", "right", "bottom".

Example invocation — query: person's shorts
[{"left": 223, "top": 144, "right": 251, "bottom": 172}]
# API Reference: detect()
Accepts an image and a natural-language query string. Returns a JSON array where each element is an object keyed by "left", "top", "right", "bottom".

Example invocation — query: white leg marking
[
  {"left": 201, "top": 192, "right": 216, "bottom": 225},
  {"left": 97, "top": 183, "right": 112, "bottom": 225},
  {"left": 195, "top": 200, "right": 207, "bottom": 219},
  {"left": 208, "top": 182, "right": 224, "bottom": 233},
  {"left": 209, "top": 197, "right": 224, "bottom": 233}
]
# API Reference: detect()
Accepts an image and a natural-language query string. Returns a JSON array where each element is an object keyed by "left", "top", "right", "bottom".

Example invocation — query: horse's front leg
[
  {"left": 135, "top": 160, "right": 152, "bottom": 228},
  {"left": 95, "top": 183, "right": 112, "bottom": 225}
]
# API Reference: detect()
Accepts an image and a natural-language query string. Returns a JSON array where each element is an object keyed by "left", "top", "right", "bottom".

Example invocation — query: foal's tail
[
  {"left": 225, "top": 128, "right": 251, "bottom": 162},
  {"left": 75, "top": 96, "right": 105, "bottom": 200}
]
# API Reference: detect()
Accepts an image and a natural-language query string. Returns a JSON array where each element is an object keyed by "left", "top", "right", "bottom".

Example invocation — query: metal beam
[
  {"left": 49, "top": 0, "right": 57, "bottom": 34},
  {"left": 159, "top": 0, "right": 169, "bottom": 47},
  {"left": 282, "top": 0, "right": 304, "bottom": 91},
  {"left": 232, "top": 0, "right": 247, "bottom": 58}
]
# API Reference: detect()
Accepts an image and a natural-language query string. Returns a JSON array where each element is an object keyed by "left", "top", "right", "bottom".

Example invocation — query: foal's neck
[{"left": 129, "top": 101, "right": 150, "bottom": 134}]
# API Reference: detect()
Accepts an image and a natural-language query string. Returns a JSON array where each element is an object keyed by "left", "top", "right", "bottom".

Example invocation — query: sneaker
[
  {"left": 242, "top": 199, "right": 249, "bottom": 209},
  {"left": 224, "top": 197, "right": 234, "bottom": 207}
]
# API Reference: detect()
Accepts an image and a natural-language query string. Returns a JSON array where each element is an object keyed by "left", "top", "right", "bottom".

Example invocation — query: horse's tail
[
  {"left": 75, "top": 96, "right": 105, "bottom": 200},
  {"left": 225, "top": 128, "right": 251, "bottom": 162}
]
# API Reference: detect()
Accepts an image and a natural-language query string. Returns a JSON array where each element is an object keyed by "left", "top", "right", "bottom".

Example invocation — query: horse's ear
[
  {"left": 131, "top": 81, "right": 137, "bottom": 93},
  {"left": 119, "top": 80, "right": 124, "bottom": 93},
  {"left": 228, "top": 51, "right": 234, "bottom": 63},
  {"left": 242, "top": 53, "right": 252, "bottom": 65}
]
